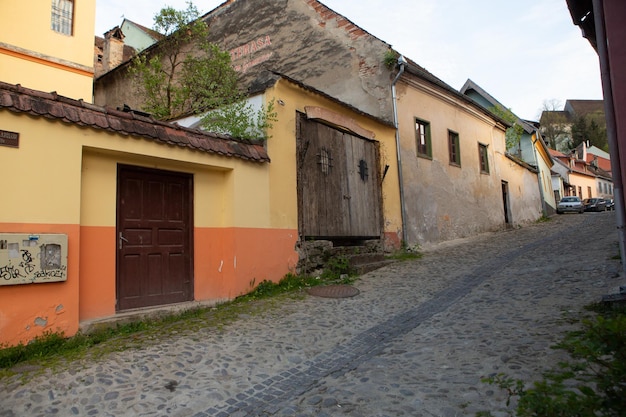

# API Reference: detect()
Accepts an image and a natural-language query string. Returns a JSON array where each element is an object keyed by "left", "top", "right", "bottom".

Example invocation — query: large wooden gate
[
  {"left": 297, "top": 114, "right": 382, "bottom": 240},
  {"left": 116, "top": 165, "right": 193, "bottom": 311}
]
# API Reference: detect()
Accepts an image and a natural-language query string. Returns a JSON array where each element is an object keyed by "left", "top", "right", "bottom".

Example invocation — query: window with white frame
[{"left": 51, "top": 0, "right": 73, "bottom": 35}]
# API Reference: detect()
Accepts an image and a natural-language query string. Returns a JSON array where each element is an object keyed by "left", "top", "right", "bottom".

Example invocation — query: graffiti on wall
[{"left": 0, "top": 234, "right": 68, "bottom": 285}]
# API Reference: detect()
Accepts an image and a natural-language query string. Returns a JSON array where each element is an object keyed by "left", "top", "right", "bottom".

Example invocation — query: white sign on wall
[{"left": 0, "top": 234, "right": 68, "bottom": 285}]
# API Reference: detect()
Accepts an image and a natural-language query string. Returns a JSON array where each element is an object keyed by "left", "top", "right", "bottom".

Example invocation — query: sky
[{"left": 95, "top": 0, "right": 603, "bottom": 121}]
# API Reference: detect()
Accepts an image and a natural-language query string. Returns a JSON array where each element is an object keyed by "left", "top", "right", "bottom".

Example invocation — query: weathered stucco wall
[
  {"left": 395, "top": 78, "right": 508, "bottom": 247},
  {"left": 95, "top": 0, "right": 395, "bottom": 123},
  {"left": 497, "top": 155, "right": 543, "bottom": 225}
]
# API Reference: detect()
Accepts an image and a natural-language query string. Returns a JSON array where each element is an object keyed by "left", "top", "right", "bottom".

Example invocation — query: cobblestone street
[{"left": 1, "top": 212, "right": 622, "bottom": 417}]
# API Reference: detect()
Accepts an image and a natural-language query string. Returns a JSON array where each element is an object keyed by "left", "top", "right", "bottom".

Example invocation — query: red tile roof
[{"left": 0, "top": 82, "right": 269, "bottom": 163}]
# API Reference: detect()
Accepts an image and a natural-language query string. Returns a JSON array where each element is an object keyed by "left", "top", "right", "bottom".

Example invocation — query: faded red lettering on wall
[{"left": 229, "top": 35, "right": 272, "bottom": 61}]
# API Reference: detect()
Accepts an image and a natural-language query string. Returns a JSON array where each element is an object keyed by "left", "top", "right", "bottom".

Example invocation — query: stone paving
[{"left": 1, "top": 212, "right": 622, "bottom": 417}]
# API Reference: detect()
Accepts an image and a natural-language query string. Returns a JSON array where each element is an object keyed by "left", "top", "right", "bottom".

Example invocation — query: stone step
[
  {"left": 347, "top": 253, "right": 387, "bottom": 266},
  {"left": 353, "top": 259, "right": 396, "bottom": 275}
]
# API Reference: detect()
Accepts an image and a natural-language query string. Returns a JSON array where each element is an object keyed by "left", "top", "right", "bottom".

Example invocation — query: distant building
[
  {"left": 94, "top": 19, "right": 163, "bottom": 78},
  {"left": 539, "top": 99, "right": 605, "bottom": 152},
  {"left": 566, "top": 0, "right": 626, "bottom": 274},
  {"left": 94, "top": 27, "right": 137, "bottom": 77}
]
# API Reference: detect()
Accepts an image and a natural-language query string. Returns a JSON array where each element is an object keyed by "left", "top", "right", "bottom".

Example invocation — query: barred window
[{"left": 51, "top": 0, "right": 73, "bottom": 35}]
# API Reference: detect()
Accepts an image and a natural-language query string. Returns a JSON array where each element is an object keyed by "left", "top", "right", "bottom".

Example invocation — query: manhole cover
[{"left": 306, "top": 284, "right": 360, "bottom": 298}]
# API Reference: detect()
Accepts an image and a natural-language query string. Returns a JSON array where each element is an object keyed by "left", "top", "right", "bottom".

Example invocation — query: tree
[
  {"left": 129, "top": 2, "right": 274, "bottom": 141},
  {"left": 489, "top": 105, "right": 524, "bottom": 152},
  {"left": 571, "top": 113, "right": 608, "bottom": 151},
  {"left": 539, "top": 100, "right": 570, "bottom": 150}
]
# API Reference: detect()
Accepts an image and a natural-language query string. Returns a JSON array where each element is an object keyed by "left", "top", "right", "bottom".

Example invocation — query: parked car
[
  {"left": 583, "top": 198, "right": 607, "bottom": 212},
  {"left": 556, "top": 196, "right": 585, "bottom": 214},
  {"left": 606, "top": 198, "right": 615, "bottom": 211}
]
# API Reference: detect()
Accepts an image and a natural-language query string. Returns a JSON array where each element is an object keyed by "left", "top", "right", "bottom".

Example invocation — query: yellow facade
[
  {"left": 570, "top": 171, "right": 598, "bottom": 199},
  {"left": 0, "top": 94, "right": 297, "bottom": 347},
  {"left": 0, "top": 73, "right": 402, "bottom": 347},
  {"left": 0, "top": 0, "right": 95, "bottom": 100},
  {"left": 264, "top": 78, "right": 402, "bottom": 247},
  {"left": 532, "top": 132, "right": 557, "bottom": 212}
]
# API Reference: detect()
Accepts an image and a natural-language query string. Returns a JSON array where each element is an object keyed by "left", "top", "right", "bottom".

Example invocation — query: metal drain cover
[{"left": 306, "top": 284, "right": 360, "bottom": 298}]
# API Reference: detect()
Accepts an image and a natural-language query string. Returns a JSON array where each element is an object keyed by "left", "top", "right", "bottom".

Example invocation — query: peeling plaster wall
[
  {"left": 395, "top": 79, "right": 508, "bottom": 247},
  {"left": 95, "top": 0, "right": 395, "bottom": 123},
  {"left": 497, "top": 156, "right": 543, "bottom": 225}
]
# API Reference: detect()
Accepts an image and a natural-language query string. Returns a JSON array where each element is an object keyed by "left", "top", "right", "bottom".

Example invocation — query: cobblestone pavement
[{"left": 1, "top": 213, "right": 622, "bottom": 417}]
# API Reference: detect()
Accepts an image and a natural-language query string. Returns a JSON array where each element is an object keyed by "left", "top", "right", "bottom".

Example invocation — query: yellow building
[
  {"left": 175, "top": 74, "right": 403, "bottom": 258},
  {"left": 0, "top": 72, "right": 400, "bottom": 347},
  {"left": 0, "top": 0, "right": 95, "bottom": 100}
]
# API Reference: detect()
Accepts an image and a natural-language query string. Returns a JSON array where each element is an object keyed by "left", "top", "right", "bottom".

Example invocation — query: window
[
  {"left": 318, "top": 147, "right": 332, "bottom": 175},
  {"left": 587, "top": 186, "right": 592, "bottom": 198},
  {"left": 51, "top": 0, "right": 73, "bottom": 35},
  {"left": 448, "top": 130, "right": 460, "bottom": 166},
  {"left": 415, "top": 118, "right": 431, "bottom": 158},
  {"left": 478, "top": 143, "right": 489, "bottom": 174}
]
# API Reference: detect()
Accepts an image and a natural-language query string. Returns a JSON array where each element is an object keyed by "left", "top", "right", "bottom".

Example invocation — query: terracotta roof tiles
[{"left": 0, "top": 82, "right": 270, "bottom": 163}]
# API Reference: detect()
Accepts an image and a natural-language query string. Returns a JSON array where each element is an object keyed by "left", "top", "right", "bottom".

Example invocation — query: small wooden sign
[{"left": 0, "top": 130, "right": 19, "bottom": 148}]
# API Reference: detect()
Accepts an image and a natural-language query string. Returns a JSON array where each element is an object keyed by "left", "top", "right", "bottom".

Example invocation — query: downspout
[
  {"left": 531, "top": 133, "right": 548, "bottom": 216},
  {"left": 392, "top": 55, "right": 408, "bottom": 245},
  {"left": 592, "top": 0, "right": 626, "bottom": 274}
]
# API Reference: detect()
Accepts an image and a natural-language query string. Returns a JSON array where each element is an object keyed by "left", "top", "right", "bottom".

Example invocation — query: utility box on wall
[{"left": 0, "top": 234, "right": 68, "bottom": 285}]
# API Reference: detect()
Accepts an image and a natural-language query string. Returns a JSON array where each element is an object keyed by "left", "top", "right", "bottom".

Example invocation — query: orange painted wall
[
  {"left": 195, "top": 227, "right": 299, "bottom": 301},
  {"left": 78, "top": 226, "right": 116, "bottom": 321},
  {"left": 77, "top": 226, "right": 298, "bottom": 322},
  {"left": 0, "top": 223, "right": 79, "bottom": 347}
]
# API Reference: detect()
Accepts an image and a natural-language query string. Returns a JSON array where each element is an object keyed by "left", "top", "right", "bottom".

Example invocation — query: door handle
[{"left": 119, "top": 232, "right": 129, "bottom": 249}]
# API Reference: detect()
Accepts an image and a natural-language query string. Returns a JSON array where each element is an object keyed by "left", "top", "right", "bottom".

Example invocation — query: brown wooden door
[
  {"left": 116, "top": 165, "right": 193, "bottom": 311},
  {"left": 297, "top": 114, "right": 382, "bottom": 239}
]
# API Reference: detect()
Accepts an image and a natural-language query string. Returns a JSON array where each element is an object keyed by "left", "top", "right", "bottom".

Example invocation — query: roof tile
[{"left": 0, "top": 82, "right": 269, "bottom": 163}]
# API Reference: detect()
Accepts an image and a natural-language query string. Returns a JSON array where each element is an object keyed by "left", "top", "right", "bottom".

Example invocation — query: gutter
[{"left": 391, "top": 55, "right": 408, "bottom": 245}]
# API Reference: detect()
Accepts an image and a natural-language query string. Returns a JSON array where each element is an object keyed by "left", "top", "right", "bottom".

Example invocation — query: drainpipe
[
  {"left": 392, "top": 55, "right": 408, "bottom": 246},
  {"left": 531, "top": 133, "right": 548, "bottom": 216},
  {"left": 593, "top": 0, "right": 626, "bottom": 275}
]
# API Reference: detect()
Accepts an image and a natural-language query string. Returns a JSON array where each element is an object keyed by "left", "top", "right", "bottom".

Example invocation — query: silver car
[{"left": 556, "top": 196, "right": 584, "bottom": 214}]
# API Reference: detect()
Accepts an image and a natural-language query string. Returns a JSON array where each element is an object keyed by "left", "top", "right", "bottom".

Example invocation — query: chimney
[{"left": 103, "top": 27, "right": 125, "bottom": 73}]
